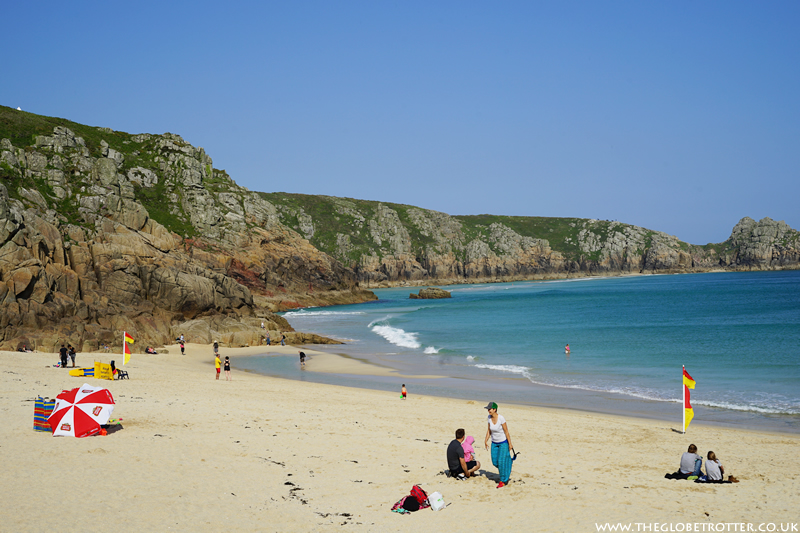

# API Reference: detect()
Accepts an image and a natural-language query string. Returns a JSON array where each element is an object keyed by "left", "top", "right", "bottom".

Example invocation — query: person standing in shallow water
[{"left": 484, "top": 401, "right": 514, "bottom": 488}]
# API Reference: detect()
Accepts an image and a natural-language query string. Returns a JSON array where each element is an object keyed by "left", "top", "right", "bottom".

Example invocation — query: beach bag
[
  {"left": 410, "top": 485, "right": 428, "bottom": 505},
  {"left": 428, "top": 491, "right": 446, "bottom": 511},
  {"left": 401, "top": 497, "right": 420, "bottom": 512},
  {"left": 34, "top": 396, "right": 55, "bottom": 432}
]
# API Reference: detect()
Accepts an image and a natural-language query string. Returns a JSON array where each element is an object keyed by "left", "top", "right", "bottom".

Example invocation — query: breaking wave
[{"left": 471, "top": 364, "right": 799, "bottom": 415}]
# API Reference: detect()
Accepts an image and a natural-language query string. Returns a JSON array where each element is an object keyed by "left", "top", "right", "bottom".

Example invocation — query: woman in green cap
[{"left": 484, "top": 401, "right": 514, "bottom": 488}]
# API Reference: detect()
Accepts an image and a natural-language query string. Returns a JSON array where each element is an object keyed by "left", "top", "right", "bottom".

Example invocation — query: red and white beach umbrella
[{"left": 48, "top": 384, "right": 115, "bottom": 437}]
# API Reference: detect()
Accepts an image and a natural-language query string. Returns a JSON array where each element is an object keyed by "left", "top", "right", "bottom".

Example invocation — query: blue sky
[{"left": 3, "top": 1, "right": 798, "bottom": 244}]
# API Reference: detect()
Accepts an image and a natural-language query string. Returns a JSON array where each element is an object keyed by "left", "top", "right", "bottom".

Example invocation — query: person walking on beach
[
  {"left": 484, "top": 401, "right": 514, "bottom": 488},
  {"left": 224, "top": 356, "right": 231, "bottom": 381},
  {"left": 265, "top": 332, "right": 271, "bottom": 345},
  {"left": 280, "top": 334, "right": 286, "bottom": 346},
  {"left": 401, "top": 384, "right": 407, "bottom": 400},
  {"left": 215, "top": 354, "right": 221, "bottom": 380},
  {"left": 68, "top": 344, "right": 76, "bottom": 367},
  {"left": 180, "top": 340, "right": 185, "bottom": 355},
  {"left": 298, "top": 351, "right": 306, "bottom": 368},
  {"left": 213, "top": 340, "right": 219, "bottom": 354}
]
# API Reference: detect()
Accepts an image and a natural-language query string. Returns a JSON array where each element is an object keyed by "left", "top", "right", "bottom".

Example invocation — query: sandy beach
[{"left": 1, "top": 345, "right": 798, "bottom": 532}]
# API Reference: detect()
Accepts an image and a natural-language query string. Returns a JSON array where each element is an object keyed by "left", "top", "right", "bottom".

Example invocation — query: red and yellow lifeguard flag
[
  {"left": 683, "top": 368, "right": 695, "bottom": 389},
  {"left": 123, "top": 332, "right": 134, "bottom": 365},
  {"left": 683, "top": 367, "right": 695, "bottom": 432}
]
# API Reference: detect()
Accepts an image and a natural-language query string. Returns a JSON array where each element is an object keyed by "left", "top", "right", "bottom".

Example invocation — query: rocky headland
[
  {"left": 0, "top": 106, "right": 375, "bottom": 351},
  {"left": 1, "top": 105, "right": 798, "bottom": 350},
  {"left": 260, "top": 194, "right": 799, "bottom": 286}
]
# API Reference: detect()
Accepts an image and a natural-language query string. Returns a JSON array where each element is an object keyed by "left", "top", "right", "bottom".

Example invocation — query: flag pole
[{"left": 681, "top": 365, "right": 686, "bottom": 434}]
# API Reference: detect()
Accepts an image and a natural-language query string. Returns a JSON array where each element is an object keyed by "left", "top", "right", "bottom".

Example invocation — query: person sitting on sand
[
  {"left": 462, "top": 435, "right": 476, "bottom": 463},
  {"left": 448, "top": 428, "right": 480, "bottom": 479},
  {"left": 680, "top": 444, "right": 703, "bottom": 479},
  {"left": 704, "top": 451, "right": 724, "bottom": 481}
]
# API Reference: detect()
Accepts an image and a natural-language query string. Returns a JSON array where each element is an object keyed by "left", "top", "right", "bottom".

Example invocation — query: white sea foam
[
  {"left": 474, "top": 364, "right": 535, "bottom": 380},
  {"left": 424, "top": 346, "right": 439, "bottom": 354},
  {"left": 371, "top": 325, "right": 421, "bottom": 349},
  {"left": 367, "top": 316, "right": 392, "bottom": 328},
  {"left": 466, "top": 355, "right": 476, "bottom": 361},
  {"left": 470, "top": 364, "right": 800, "bottom": 415},
  {"left": 283, "top": 310, "right": 366, "bottom": 317},
  {"left": 692, "top": 399, "right": 798, "bottom": 415}
]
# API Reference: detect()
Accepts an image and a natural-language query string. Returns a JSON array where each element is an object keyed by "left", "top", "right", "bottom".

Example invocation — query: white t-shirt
[
  {"left": 706, "top": 459, "right": 723, "bottom": 481},
  {"left": 488, "top": 414, "right": 507, "bottom": 443}
]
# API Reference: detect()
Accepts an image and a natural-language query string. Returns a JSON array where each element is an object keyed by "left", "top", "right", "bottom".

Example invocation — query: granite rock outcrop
[
  {"left": 409, "top": 287, "right": 451, "bottom": 299},
  {"left": 0, "top": 107, "right": 375, "bottom": 351},
  {"left": 261, "top": 194, "right": 799, "bottom": 286},
  {"left": 2, "top": 106, "right": 797, "bottom": 352}
]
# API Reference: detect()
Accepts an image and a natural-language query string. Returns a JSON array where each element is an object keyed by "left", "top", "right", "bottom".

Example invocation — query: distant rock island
[
  {"left": 409, "top": 287, "right": 451, "bottom": 299},
  {"left": 1, "top": 105, "right": 798, "bottom": 349}
]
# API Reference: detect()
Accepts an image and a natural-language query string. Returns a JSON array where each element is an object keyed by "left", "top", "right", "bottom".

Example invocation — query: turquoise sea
[{"left": 238, "top": 271, "right": 800, "bottom": 433}]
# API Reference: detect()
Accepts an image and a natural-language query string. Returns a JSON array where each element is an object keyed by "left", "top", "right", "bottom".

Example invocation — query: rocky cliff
[
  {"left": 2, "top": 106, "right": 797, "bottom": 351},
  {"left": 0, "top": 106, "right": 375, "bottom": 351},
  {"left": 260, "top": 193, "right": 800, "bottom": 286}
]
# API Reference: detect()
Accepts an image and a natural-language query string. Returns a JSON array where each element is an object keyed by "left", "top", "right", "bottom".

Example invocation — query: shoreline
[
  {"left": 275, "top": 272, "right": 800, "bottom": 435},
  {"left": 229, "top": 343, "right": 800, "bottom": 435},
  {"left": 2, "top": 346, "right": 798, "bottom": 531},
  {"left": 356, "top": 266, "right": 779, "bottom": 290}
]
